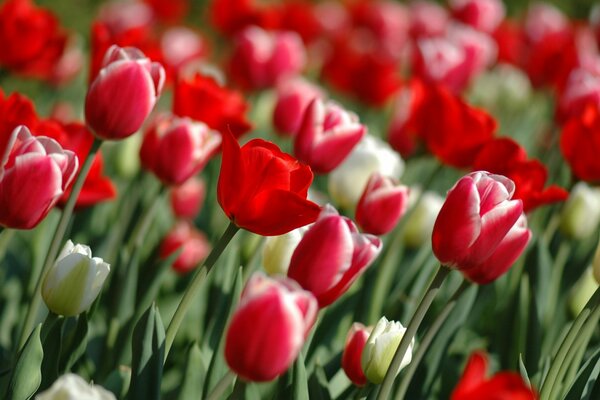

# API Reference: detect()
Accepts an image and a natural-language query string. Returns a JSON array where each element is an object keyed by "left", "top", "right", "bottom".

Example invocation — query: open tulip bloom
[{"left": 3, "top": 2, "right": 600, "bottom": 399}]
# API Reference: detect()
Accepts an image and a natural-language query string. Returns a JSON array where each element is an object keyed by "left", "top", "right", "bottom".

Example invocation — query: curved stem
[
  {"left": 206, "top": 371, "right": 236, "bottom": 400},
  {"left": 17, "top": 138, "right": 103, "bottom": 350},
  {"left": 164, "top": 222, "right": 239, "bottom": 360},
  {"left": 376, "top": 265, "right": 450, "bottom": 400},
  {"left": 395, "top": 280, "right": 471, "bottom": 399}
]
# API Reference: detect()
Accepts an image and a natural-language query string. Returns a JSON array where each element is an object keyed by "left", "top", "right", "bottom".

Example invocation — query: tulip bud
[
  {"left": 42, "top": 241, "right": 110, "bottom": 317},
  {"left": 294, "top": 99, "right": 366, "bottom": 174},
  {"left": 85, "top": 45, "right": 165, "bottom": 140},
  {"left": 225, "top": 273, "right": 318, "bottom": 381},
  {"left": 450, "top": 0, "right": 506, "bottom": 33},
  {"left": 287, "top": 205, "right": 382, "bottom": 307},
  {"left": 559, "top": 182, "right": 600, "bottom": 239},
  {"left": 0, "top": 126, "right": 78, "bottom": 230},
  {"left": 140, "top": 113, "right": 222, "bottom": 186},
  {"left": 570, "top": 267, "right": 599, "bottom": 316},
  {"left": 432, "top": 171, "right": 532, "bottom": 284},
  {"left": 159, "top": 221, "right": 211, "bottom": 274},
  {"left": 36, "top": 373, "right": 116, "bottom": 400},
  {"left": 342, "top": 323, "right": 372, "bottom": 387},
  {"left": 403, "top": 189, "right": 444, "bottom": 248},
  {"left": 329, "top": 135, "right": 404, "bottom": 210},
  {"left": 170, "top": 176, "right": 206, "bottom": 220},
  {"left": 273, "top": 78, "right": 324, "bottom": 136},
  {"left": 356, "top": 173, "right": 410, "bottom": 235},
  {"left": 262, "top": 227, "right": 307, "bottom": 276},
  {"left": 361, "top": 317, "right": 413, "bottom": 384}
]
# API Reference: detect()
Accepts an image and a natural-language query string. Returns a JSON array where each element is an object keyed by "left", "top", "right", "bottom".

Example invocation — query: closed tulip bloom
[
  {"left": 159, "top": 221, "right": 211, "bottom": 274},
  {"left": 170, "top": 176, "right": 206, "bottom": 220},
  {"left": 451, "top": 352, "right": 537, "bottom": 400},
  {"left": 450, "top": 0, "right": 505, "bottom": 33},
  {"left": 287, "top": 205, "right": 382, "bottom": 307},
  {"left": 361, "top": 317, "right": 413, "bottom": 384},
  {"left": 294, "top": 99, "right": 366, "bottom": 174},
  {"left": 225, "top": 273, "right": 318, "bottom": 382},
  {"left": 85, "top": 45, "right": 165, "bottom": 140},
  {"left": 37, "top": 373, "right": 115, "bottom": 400},
  {"left": 273, "top": 78, "right": 324, "bottom": 137},
  {"left": 559, "top": 182, "right": 600, "bottom": 239},
  {"left": 356, "top": 173, "right": 410, "bottom": 235},
  {"left": 262, "top": 227, "right": 307, "bottom": 276},
  {"left": 217, "top": 130, "right": 321, "bottom": 236},
  {"left": 0, "top": 126, "right": 77, "bottom": 229},
  {"left": 342, "top": 323, "right": 372, "bottom": 387},
  {"left": 140, "top": 113, "right": 221, "bottom": 185},
  {"left": 403, "top": 189, "right": 444, "bottom": 248},
  {"left": 42, "top": 240, "right": 110, "bottom": 317},
  {"left": 432, "top": 171, "right": 532, "bottom": 284}
]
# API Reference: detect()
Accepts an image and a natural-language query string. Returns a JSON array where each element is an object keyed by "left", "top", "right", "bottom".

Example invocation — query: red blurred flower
[
  {"left": 143, "top": 0, "right": 189, "bottom": 24},
  {"left": 492, "top": 20, "right": 526, "bottom": 65},
  {"left": 0, "top": 89, "right": 38, "bottom": 140},
  {"left": 170, "top": 177, "right": 205, "bottom": 220},
  {"left": 217, "top": 130, "right": 321, "bottom": 236},
  {"left": 342, "top": 323, "right": 371, "bottom": 387},
  {"left": 277, "top": 1, "right": 321, "bottom": 43},
  {"left": 450, "top": 0, "right": 505, "bottom": 34},
  {"left": 273, "top": 77, "right": 324, "bottom": 137},
  {"left": 451, "top": 352, "right": 537, "bottom": 400},
  {"left": 159, "top": 221, "right": 211, "bottom": 274},
  {"left": 408, "top": 0, "right": 449, "bottom": 39},
  {"left": 0, "top": 0, "right": 68, "bottom": 80},
  {"left": 560, "top": 104, "right": 600, "bottom": 182},
  {"left": 210, "top": 0, "right": 279, "bottom": 37},
  {"left": 474, "top": 138, "right": 569, "bottom": 211},
  {"left": 173, "top": 72, "right": 252, "bottom": 138},
  {"left": 387, "top": 79, "right": 427, "bottom": 158}
]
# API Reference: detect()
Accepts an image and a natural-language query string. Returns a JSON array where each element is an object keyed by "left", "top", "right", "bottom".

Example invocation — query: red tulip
[
  {"left": 140, "top": 113, "right": 221, "bottom": 185},
  {"left": 225, "top": 273, "right": 318, "bottom": 381},
  {"left": 0, "top": 0, "right": 68, "bottom": 80},
  {"left": 294, "top": 99, "right": 366, "bottom": 174},
  {"left": 387, "top": 79, "right": 427, "bottom": 157},
  {"left": 170, "top": 177, "right": 205, "bottom": 220},
  {"left": 342, "top": 322, "right": 371, "bottom": 387},
  {"left": 0, "top": 89, "right": 38, "bottom": 139},
  {"left": 229, "top": 26, "right": 306, "bottom": 90},
  {"left": 432, "top": 171, "right": 532, "bottom": 284},
  {"left": 173, "top": 72, "right": 252, "bottom": 138},
  {"left": 160, "top": 27, "right": 208, "bottom": 75},
  {"left": 273, "top": 77, "right": 324, "bottom": 137},
  {"left": 217, "top": 130, "right": 321, "bottom": 236},
  {"left": 210, "top": 0, "right": 279, "bottom": 37},
  {"left": 356, "top": 173, "right": 410, "bottom": 236},
  {"left": 409, "top": 1, "right": 449, "bottom": 39},
  {"left": 85, "top": 45, "right": 165, "bottom": 140},
  {"left": 450, "top": 0, "right": 505, "bottom": 34},
  {"left": 143, "top": 0, "right": 189, "bottom": 24},
  {"left": 560, "top": 104, "right": 600, "bottom": 182},
  {"left": 557, "top": 67, "right": 600, "bottom": 124},
  {"left": 159, "top": 221, "right": 211, "bottom": 274},
  {"left": 287, "top": 205, "right": 382, "bottom": 307},
  {"left": 451, "top": 352, "right": 537, "bottom": 400},
  {"left": 0, "top": 126, "right": 78, "bottom": 229}
]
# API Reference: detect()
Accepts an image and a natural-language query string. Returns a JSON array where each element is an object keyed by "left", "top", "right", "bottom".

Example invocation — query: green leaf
[
  {"left": 518, "top": 354, "right": 532, "bottom": 387},
  {"left": 59, "top": 313, "right": 89, "bottom": 372},
  {"left": 129, "top": 304, "right": 165, "bottom": 400},
  {"left": 308, "top": 363, "right": 332, "bottom": 400},
  {"left": 177, "top": 342, "right": 206, "bottom": 400},
  {"left": 6, "top": 324, "right": 43, "bottom": 400},
  {"left": 40, "top": 315, "right": 64, "bottom": 391},
  {"left": 563, "top": 347, "right": 600, "bottom": 400},
  {"left": 103, "top": 366, "right": 132, "bottom": 399},
  {"left": 292, "top": 352, "right": 309, "bottom": 400}
]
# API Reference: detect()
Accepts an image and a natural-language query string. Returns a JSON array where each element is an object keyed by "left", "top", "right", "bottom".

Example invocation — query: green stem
[
  {"left": 164, "top": 222, "right": 240, "bottom": 360},
  {"left": 539, "top": 285, "right": 600, "bottom": 400},
  {"left": 17, "top": 138, "right": 103, "bottom": 350},
  {"left": 395, "top": 280, "right": 471, "bottom": 399},
  {"left": 544, "top": 242, "right": 570, "bottom": 327},
  {"left": 376, "top": 265, "right": 451, "bottom": 400},
  {"left": 206, "top": 371, "right": 236, "bottom": 400}
]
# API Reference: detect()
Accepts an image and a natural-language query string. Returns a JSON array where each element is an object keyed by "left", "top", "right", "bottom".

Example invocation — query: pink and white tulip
[
  {"left": 273, "top": 78, "right": 324, "bottom": 137},
  {"left": 450, "top": 0, "right": 505, "bottom": 34},
  {"left": 342, "top": 322, "right": 372, "bottom": 387},
  {"left": 356, "top": 173, "right": 410, "bottom": 236},
  {"left": 225, "top": 273, "right": 318, "bottom": 381},
  {"left": 294, "top": 99, "right": 366, "bottom": 174},
  {"left": 170, "top": 176, "right": 206, "bottom": 220},
  {"left": 408, "top": 1, "right": 449, "bottom": 39},
  {"left": 159, "top": 221, "right": 211, "bottom": 274},
  {"left": 0, "top": 126, "right": 77, "bottom": 229},
  {"left": 432, "top": 171, "right": 532, "bottom": 284},
  {"left": 140, "top": 113, "right": 221, "bottom": 186},
  {"left": 85, "top": 45, "right": 165, "bottom": 140},
  {"left": 287, "top": 205, "right": 382, "bottom": 307}
]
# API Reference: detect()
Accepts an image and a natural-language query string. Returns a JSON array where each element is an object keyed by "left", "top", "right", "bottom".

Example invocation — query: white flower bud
[
  {"left": 262, "top": 227, "right": 306, "bottom": 275},
  {"left": 560, "top": 182, "right": 600, "bottom": 239},
  {"left": 36, "top": 373, "right": 115, "bottom": 400},
  {"left": 42, "top": 241, "right": 110, "bottom": 317},
  {"left": 570, "top": 267, "right": 599, "bottom": 316},
  {"left": 403, "top": 189, "right": 444, "bottom": 248}
]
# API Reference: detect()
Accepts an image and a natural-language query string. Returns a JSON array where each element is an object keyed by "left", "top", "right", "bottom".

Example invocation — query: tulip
[
  {"left": 262, "top": 227, "right": 307, "bottom": 276},
  {"left": 224, "top": 273, "right": 318, "bottom": 381},
  {"left": 287, "top": 205, "right": 382, "bottom": 307},
  {"left": 294, "top": 99, "right": 366, "bottom": 174},
  {"left": 329, "top": 135, "right": 404, "bottom": 210},
  {"left": 0, "top": 125, "right": 78, "bottom": 229},
  {"left": 450, "top": 0, "right": 505, "bottom": 33},
  {"left": 432, "top": 171, "right": 532, "bottom": 284},
  {"left": 409, "top": 1, "right": 449, "bottom": 39},
  {"left": 159, "top": 221, "right": 211, "bottom": 274},
  {"left": 356, "top": 173, "right": 410, "bottom": 235},
  {"left": 170, "top": 176, "right": 206, "bottom": 220},
  {"left": 570, "top": 267, "right": 599, "bottom": 316},
  {"left": 41, "top": 240, "right": 110, "bottom": 317},
  {"left": 557, "top": 67, "right": 600, "bottom": 123},
  {"left": 140, "top": 113, "right": 222, "bottom": 186},
  {"left": 161, "top": 27, "right": 207, "bottom": 73},
  {"left": 451, "top": 352, "right": 537, "bottom": 400},
  {"left": 229, "top": 26, "right": 306, "bottom": 89},
  {"left": 342, "top": 323, "right": 372, "bottom": 387},
  {"left": 361, "top": 317, "right": 413, "bottom": 384},
  {"left": 85, "top": 45, "right": 165, "bottom": 140},
  {"left": 273, "top": 78, "right": 324, "bottom": 137},
  {"left": 559, "top": 182, "right": 600, "bottom": 239},
  {"left": 36, "top": 373, "right": 116, "bottom": 400},
  {"left": 402, "top": 189, "right": 444, "bottom": 248},
  {"left": 217, "top": 130, "right": 321, "bottom": 236}
]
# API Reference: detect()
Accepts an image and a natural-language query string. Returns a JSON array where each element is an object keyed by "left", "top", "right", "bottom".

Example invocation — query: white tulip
[
  {"left": 560, "top": 182, "right": 600, "bottom": 239},
  {"left": 263, "top": 227, "right": 307, "bottom": 275},
  {"left": 36, "top": 373, "right": 115, "bottom": 400}
]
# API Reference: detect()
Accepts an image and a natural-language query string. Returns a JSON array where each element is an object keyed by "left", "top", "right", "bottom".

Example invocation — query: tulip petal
[{"left": 217, "top": 129, "right": 244, "bottom": 219}]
